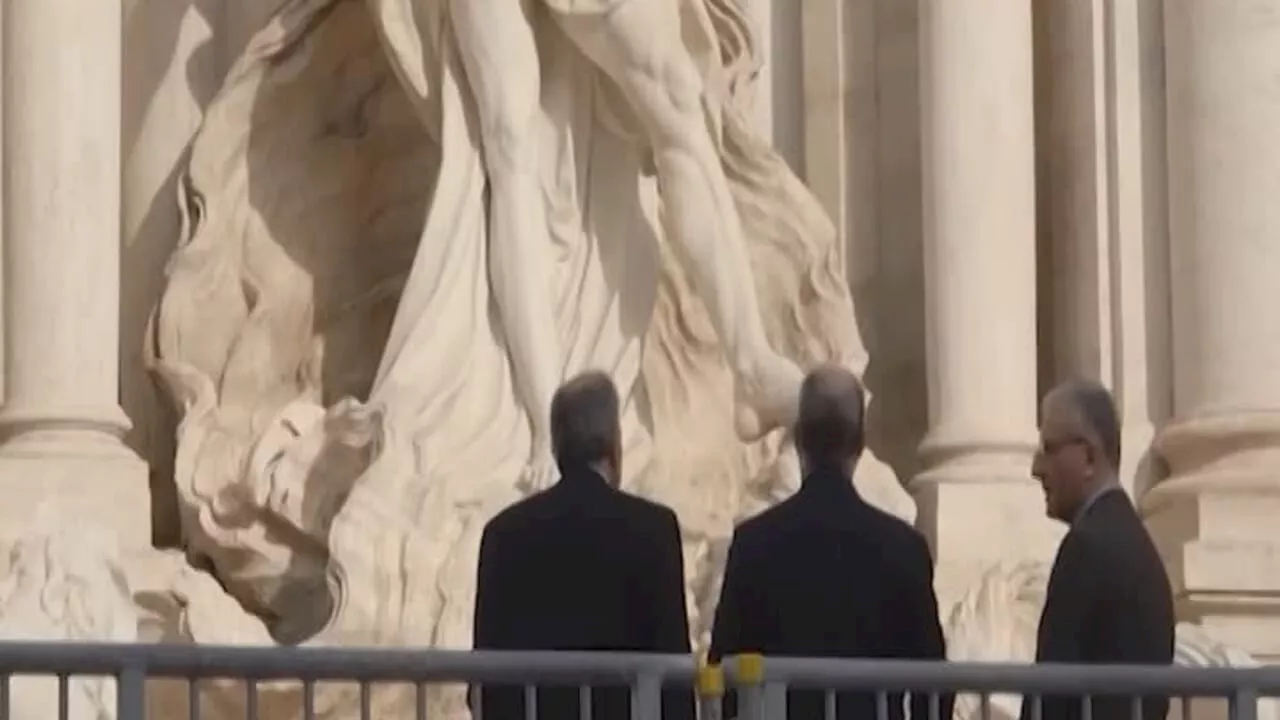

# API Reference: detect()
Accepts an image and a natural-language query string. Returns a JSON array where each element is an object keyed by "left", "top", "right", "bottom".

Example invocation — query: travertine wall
[
  {"left": 783, "top": 0, "right": 1280, "bottom": 662},
  {"left": 0, "top": 0, "right": 1181, "bottom": 576}
]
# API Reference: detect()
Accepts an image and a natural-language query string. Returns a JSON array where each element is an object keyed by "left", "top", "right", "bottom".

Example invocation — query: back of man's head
[
  {"left": 550, "top": 371, "right": 622, "bottom": 480},
  {"left": 795, "top": 365, "right": 866, "bottom": 473}
]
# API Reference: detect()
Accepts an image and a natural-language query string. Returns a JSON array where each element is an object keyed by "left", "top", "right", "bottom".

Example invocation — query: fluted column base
[
  {"left": 1144, "top": 412, "right": 1280, "bottom": 662},
  {"left": 0, "top": 405, "right": 151, "bottom": 553},
  {"left": 0, "top": 403, "right": 135, "bottom": 457},
  {"left": 912, "top": 431, "right": 1064, "bottom": 606}
]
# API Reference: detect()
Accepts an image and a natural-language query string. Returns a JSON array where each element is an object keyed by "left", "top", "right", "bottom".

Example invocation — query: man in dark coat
[
  {"left": 1023, "top": 379, "right": 1175, "bottom": 720},
  {"left": 470, "top": 371, "right": 693, "bottom": 720},
  {"left": 708, "top": 366, "right": 951, "bottom": 720}
]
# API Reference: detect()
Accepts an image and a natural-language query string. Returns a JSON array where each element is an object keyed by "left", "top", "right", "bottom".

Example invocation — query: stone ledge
[{"left": 1146, "top": 491, "right": 1280, "bottom": 661}]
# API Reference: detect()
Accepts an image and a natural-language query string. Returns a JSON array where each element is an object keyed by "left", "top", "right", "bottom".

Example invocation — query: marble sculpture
[{"left": 148, "top": 0, "right": 905, "bottom": 714}]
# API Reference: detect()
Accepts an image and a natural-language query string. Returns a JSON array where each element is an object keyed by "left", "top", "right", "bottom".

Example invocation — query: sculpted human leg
[
  {"left": 553, "top": 0, "right": 804, "bottom": 439},
  {"left": 450, "top": 0, "right": 561, "bottom": 491}
]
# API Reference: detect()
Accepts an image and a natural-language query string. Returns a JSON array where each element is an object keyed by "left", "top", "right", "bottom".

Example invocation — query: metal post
[
  {"left": 1230, "top": 688, "right": 1258, "bottom": 720},
  {"left": 631, "top": 672, "right": 662, "bottom": 720},
  {"left": 736, "top": 654, "right": 766, "bottom": 720},
  {"left": 763, "top": 681, "right": 787, "bottom": 720},
  {"left": 698, "top": 664, "right": 724, "bottom": 720},
  {"left": 116, "top": 667, "right": 146, "bottom": 720}
]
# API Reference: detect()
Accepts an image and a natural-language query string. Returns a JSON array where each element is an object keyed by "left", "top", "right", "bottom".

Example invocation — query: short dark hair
[
  {"left": 550, "top": 371, "right": 621, "bottom": 468},
  {"left": 795, "top": 366, "right": 866, "bottom": 468},
  {"left": 1065, "top": 379, "right": 1122, "bottom": 469}
]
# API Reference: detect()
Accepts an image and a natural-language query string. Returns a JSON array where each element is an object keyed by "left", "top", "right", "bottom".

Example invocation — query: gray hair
[
  {"left": 795, "top": 365, "right": 866, "bottom": 468},
  {"left": 550, "top": 371, "right": 621, "bottom": 468},
  {"left": 1060, "top": 378, "right": 1122, "bottom": 470}
]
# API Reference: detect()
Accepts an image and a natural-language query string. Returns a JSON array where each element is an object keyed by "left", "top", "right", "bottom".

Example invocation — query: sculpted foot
[
  {"left": 517, "top": 442, "right": 558, "bottom": 495},
  {"left": 733, "top": 354, "right": 805, "bottom": 441}
]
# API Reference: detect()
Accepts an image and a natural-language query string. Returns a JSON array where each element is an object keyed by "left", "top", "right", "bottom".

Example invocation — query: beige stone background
[{"left": 2, "top": 0, "right": 1278, "bottom": 664}]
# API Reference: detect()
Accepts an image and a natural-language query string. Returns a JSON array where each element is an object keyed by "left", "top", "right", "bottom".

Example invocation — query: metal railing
[
  {"left": 0, "top": 642, "right": 1273, "bottom": 720},
  {"left": 718, "top": 655, "right": 1280, "bottom": 720}
]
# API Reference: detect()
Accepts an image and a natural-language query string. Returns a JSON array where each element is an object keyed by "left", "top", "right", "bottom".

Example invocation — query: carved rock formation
[{"left": 0, "top": 504, "right": 138, "bottom": 720}]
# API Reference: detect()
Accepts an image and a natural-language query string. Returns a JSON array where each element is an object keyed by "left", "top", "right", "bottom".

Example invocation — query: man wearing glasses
[{"left": 1022, "top": 379, "right": 1175, "bottom": 720}]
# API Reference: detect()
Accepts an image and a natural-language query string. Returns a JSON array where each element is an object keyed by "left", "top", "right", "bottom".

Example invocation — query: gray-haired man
[{"left": 471, "top": 371, "right": 693, "bottom": 720}]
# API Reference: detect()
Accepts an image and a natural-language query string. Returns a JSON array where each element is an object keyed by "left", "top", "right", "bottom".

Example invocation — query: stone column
[
  {"left": 914, "top": 0, "right": 1060, "bottom": 602},
  {"left": 1145, "top": 0, "right": 1280, "bottom": 662},
  {"left": 0, "top": 0, "right": 150, "bottom": 548},
  {"left": 1033, "top": 0, "right": 1173, "bottom": 498},
  {"left": 0, "top": 6, "right": 5, "bottom": 403}
]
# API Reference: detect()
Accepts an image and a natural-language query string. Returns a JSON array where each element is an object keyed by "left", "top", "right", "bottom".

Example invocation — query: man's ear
[{"left": 1082, "top": 440, "right": 1101, "bottom": 475}]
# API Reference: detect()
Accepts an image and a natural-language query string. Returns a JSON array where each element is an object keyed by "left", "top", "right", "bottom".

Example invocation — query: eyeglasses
[{"left": 1039, "top": 435, "right": 1087, "bottom": 456}]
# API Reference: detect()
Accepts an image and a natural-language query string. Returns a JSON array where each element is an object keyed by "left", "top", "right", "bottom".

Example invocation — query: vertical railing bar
[
  {"left": 697, "top": 665, "right": 723, "bottom": 720},
  {"left": 1231, "top": 687, "right": 1258, "bottom": 720},
  {"left": 630, "top": 672, "right": 661, "bottom": 720},
  {"left": 0, "top": 674, "right": 9, "bottom": 720},
  {"left": 824, "top": 689, "right": 836, "bottom": 720},
  {"left": 763, "top": 681, "right": 787, "bottom": 720},
  {"left": 302, "top": 679, "right": 316, "bottom": 720},
  {"left": 875, "top": 691, "right": 889, "bottom": 720},
  {"left": 57, "top": 673, "right": 69, "bottom": 720},
  {"left": 980, "top": 692, "right": 991, "bottom": 720},
  {"left": 189, "top": 677, "right": 202, "bottom": 720},
  {"left": 1180, "top": 695, "right": 1193, "bottom": 720},
  {"left": 414, "top": 680, "right": 427, "bottom": 720},
  {"left": 524, "top": 684, "right": 537, "bottom": 720},
  {"left": 928, "top": 689, "right": 940, "bottom": 720},
  {"left": 471, "top": 683, "right": 483, "bottom": 720},
  {"left": 360, "top": 680, "right": 372, "bottom": 720},
  {"left": 734, "top": 655, "right": 765, "bottom": 720},
  {"left": 1083, "top": 694, "right": 1093, "bottom": 720},
  {"left": 246, "top": 679, "right": 258, "bottom": 720},
  {"left": 116, "top": 666, "right": 145, "bottom": 720},
  {"left": 1031, "top": 694, "right": 1044, "bottom": 720},
  {"left": 579, "top": 685, "right": 591, "bottom": 720},
  {"left": 757, "top": 676, "right": 788, "bottom": 717},
  {"left": 1129, "top": 694, "right": 1140, "bottom": 720},
  {"left": 740, "top": 681, "right": 761, "bottom": 720}
]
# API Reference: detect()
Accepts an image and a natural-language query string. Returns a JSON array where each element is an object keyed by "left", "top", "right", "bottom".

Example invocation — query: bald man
[
  {"left": 1024, "top": 380, "right": 1174, "bottom": 720},
  {"left": 709, "top": 366, "right": 949, "bottom": 720}
]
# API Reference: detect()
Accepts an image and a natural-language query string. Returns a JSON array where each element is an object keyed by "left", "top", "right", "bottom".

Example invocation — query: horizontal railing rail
[
  {"left": 719, "top": 655, "right": 1280, "bottom": 695},
  {"left": 0, "top": 642, "right": 696, "bottom": 683}
]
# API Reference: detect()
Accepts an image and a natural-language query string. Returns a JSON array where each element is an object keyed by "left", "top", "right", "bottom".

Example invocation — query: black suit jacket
[
  {"left": 708, "top": 468, "right": 951, "bottom": 720},
  {"left": 470, "top": 467, "right": 694, "bottom": 720},
  {"left": 1021, "top": 489, "right": 1176, "bottom": 720}
]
